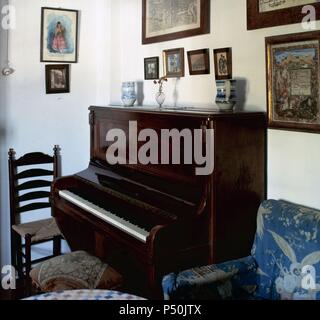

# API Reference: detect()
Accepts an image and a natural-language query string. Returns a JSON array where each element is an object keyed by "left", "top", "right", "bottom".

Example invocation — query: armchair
[{"left": 163, "top": 200, "right": 320, "bottom": 300}]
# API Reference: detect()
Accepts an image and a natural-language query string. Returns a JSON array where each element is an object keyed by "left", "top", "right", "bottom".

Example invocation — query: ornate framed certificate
[{"left": 266, "top": 31, "right": 320, "bottom": 133}]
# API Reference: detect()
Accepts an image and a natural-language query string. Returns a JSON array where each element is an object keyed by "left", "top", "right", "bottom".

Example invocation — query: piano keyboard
[{"left": 59, "top": 190, "right": 150, "bottom": 243}]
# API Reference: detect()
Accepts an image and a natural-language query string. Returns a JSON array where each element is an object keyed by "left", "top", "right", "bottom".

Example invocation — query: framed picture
[
  {"left": 142, "top": 0, "right": 210, "bottom": 45},
  {"left": 247, "top": 0, "right": 320, "bottom": 30},
  {"left": 213, "top": 48, "right": 232, "bottom": 80},
  {"left": 45, "top": 64, "right": 70, "bottom": 94},
  {"left": 163, "top": 48, "right": 185, "bottom": 78},
  {"left": 187, "top": 49, "right": 210, "bottom": 75},
  {"left": 266, "top": 31, "right": 320, "bottom": 133},
  {"left": 144, "top": 57, "right": 159, "bottom": 80},
  {"left": 41, "top": 7, "right": 79, "bottom": 62}
]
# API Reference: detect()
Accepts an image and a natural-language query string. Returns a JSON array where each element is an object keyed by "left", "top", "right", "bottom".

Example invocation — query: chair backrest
[
  {"left": 8, "top": 146, "right": 61, "bottom": 226},
  {"left": 252, "top": 199, "right": 320, "bottom": 300}
]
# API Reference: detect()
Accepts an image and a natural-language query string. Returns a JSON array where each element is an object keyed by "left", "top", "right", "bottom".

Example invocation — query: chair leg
[
  {"left": 16, "top": 248, "right": 24, "bottom": 280},
  {"left": 53, "top": 236, "right": 61, "bottom": 256},
  {"left": 25, "top": 235, "right": 32, "bottom": 296},
  {"left": 10, "top": 230, "right": 17, "bottom": 270},
  {"left": 12, "top": 232, "right": 23, "bottom": 279}
]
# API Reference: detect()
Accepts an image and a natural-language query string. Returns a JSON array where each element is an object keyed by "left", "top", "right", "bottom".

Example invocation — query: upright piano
[{"left": 52, "top": 106, "right": 266, "bottom": 297}]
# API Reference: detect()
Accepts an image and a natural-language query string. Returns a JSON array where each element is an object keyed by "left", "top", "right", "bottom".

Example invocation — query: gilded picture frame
[
  {"left": 142, "top": 0, "right": 210, "bottom": 45},
  {"left": 163, "top": 48, "right": 185, "bottom": 78},
  {"left": 266, "top": 31, "right": 320, "bottom": 133},
  {"left": 247, "top": 0, "right": 320, "bottom": 30}
]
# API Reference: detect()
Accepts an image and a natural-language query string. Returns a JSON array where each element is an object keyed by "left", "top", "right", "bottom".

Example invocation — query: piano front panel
[{"left": 91, "top": 108, "right": 208, "bottom": 186}]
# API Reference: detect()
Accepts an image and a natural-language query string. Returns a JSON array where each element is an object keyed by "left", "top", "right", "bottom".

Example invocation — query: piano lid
[
  {"left": 76, "top": 163, "right": 199, "bottom": 218},
  {"left": 90, "top": 105, "right": 265, "bottom": 117}
]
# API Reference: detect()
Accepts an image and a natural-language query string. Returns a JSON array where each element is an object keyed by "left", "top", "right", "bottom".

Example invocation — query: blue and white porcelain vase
[
  {"left": 215, "top": 79, "right": 236, "bottom": 111},
  {"left": 121, "top": 82, "right": 136, "bottom": 107}
]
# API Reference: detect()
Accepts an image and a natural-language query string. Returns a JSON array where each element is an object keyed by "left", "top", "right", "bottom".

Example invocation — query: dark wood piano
[{"left": 52, "top": 106, "right": 266, "bottom": 298}]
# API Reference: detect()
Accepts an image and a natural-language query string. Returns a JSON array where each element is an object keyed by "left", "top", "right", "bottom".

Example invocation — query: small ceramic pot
[
  {"left": 215, "top": 79, "right": 236, "bottom": 111},
  {"left": 121, "top": 82, "right": 136, "bottom": 107}
]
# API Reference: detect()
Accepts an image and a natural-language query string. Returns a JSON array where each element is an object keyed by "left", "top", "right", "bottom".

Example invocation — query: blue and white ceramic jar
[
  {"left": 121, "top": 82, "right": 136, "bottom": 107},
  {"left": 215, "top": 79, "right": 236, "bottom": 111}
]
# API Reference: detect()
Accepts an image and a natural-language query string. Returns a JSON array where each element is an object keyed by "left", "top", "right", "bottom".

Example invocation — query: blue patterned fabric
[
  {"left": 163, "top": 256, "right": 258, "bottom": 300},
  {"left": 24, "top": 290, "right": 146, "bottom": 300},
  {"left": 252, "top": 200, "right": 320, "bottom": 300},
  {"left": 162, "top": 200, "right": 320, "bottom": 300}
]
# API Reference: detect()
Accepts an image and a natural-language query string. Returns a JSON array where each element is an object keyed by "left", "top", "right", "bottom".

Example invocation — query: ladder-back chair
[{"left": 8, "top": 146, "right": 62, "bottom": 282}]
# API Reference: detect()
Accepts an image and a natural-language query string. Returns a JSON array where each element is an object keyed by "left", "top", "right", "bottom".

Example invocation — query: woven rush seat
[{"left": 12, "top": 218, "right": 61, "bottom": 243}]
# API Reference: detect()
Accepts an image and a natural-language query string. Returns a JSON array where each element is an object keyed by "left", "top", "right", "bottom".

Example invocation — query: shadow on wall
[
  {"left": 136, "top": 81, "right": 144, "bottom": 106},
  {"left": 173, "top": 78, "right": 180, "bottom": 108},
  {"left": 234, "top": 77, "right": 248, "bottom": 111}
]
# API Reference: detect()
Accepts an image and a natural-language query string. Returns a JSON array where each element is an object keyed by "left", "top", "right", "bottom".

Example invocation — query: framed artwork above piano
[
  {"left": 52, "top": 105, "right": 267, "bottom": 298},
  {"left": 247, "top": 0, "right": 320, "bottom": 30}
]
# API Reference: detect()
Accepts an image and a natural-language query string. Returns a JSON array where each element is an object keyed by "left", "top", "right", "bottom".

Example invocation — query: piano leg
[{"left": 146, "top": 263, "right": 164, "bottom": 299}]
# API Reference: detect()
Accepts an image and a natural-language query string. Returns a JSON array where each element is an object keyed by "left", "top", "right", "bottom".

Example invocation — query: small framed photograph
[
  {"left": 41, "top": 7, "right": 79, "bottom": 63},
  {"left": 45, "top": 64, "right": 70, "bottom": 94},
  {"left": 144, "top": 57, "right": 159, "bottom": 80},
  {"left": 187, "top": 49, "right": 210, "bottom": 75},
  {"left": 266, "top": 31, "right": 320, "bottom": 133},
  {"left": 163, "top": 48, "right": 185, "bottom": 78},
  {"left": 213, "top": 48, "right": 232, "bottom": 80}
]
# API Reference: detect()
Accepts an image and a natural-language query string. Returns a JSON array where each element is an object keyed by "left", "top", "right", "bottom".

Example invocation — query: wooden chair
[{"left": 8, "top": 146, "right": 62, "bottom": 284}]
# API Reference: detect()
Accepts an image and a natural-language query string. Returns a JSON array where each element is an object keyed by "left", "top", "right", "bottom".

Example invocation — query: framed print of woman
[
  {"left": 52, "top": 21, "right": 67, "bottom": 53},
  {"left": 214, "top": 48, "right": 232, "bottom": 80},
  {"left": 218, "top": 54, "right": 227, "bottom": 76},
  {"left": 41, "top": 7, "right": 79, "bottom": 63}
]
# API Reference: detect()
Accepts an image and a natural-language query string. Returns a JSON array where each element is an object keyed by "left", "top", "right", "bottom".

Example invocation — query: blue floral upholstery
[{"left": 162, "top": 200, "right": 320, "bottom": 300}]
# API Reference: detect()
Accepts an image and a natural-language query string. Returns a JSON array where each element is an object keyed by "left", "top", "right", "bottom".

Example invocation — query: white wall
[
  {"left": 0, "top": 0, "right": 111, "bottom": 266},
  {"left": 110, "top": 0, "right": 320, "bottom": 209}
]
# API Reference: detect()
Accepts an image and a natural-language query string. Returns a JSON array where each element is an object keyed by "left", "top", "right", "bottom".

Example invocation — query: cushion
[{"left": 30, "top": 251, "right": 123, "bottom": 292}]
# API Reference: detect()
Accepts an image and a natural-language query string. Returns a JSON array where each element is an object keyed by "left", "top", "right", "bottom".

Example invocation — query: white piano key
[{"left": 59, "top": 190, "right": 149, "bottom": 243}]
